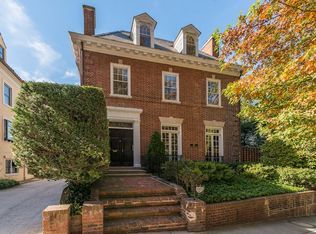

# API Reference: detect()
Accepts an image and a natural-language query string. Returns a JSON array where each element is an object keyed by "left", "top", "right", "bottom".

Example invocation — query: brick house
[{"left": 70, "top": 5, "right": 241, "bottom": 167}]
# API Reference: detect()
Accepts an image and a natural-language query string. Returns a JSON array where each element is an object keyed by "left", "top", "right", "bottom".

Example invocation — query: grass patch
[
  {"left": 0, "top": 179, "right": 19, "bottom": 190},
  {"left": 198, "top": 175, "right": 304, "bottom": 204}
]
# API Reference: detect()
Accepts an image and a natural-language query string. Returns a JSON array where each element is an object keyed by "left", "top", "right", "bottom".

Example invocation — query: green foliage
[
  {"left": 178, "top": 165, "right": 208, "bottom": 197},
  {"left": 193, "top": 161, "right": 235, "bottom": 182},
  {"left": 241, "top": 118, "right": 265, "bottom": 147},
  {"left": 147, "top": 132, "right": 165, "bottom": 173},
  {"left": 277, "top": 167, "right": 316, "bottom": 189},
  {"left": 0, "top": 179, "right": 19, "bottom": 190},
  {"left": 162, "top": 161, "right": 234, "bottom": 184},
  {"left": 60, "top": 182, "right": 91, "bottom": 215},
  {"left": 198, "top": 175, "right": 304, "bottom": 204},
  {"left": 12, "top": 82, "right": 110, "bottom": 184},
  {"left": 238, "top": 163, "right": 278, "bottom": 180},
  {"left": 260, "top": 139, "right": 314, "bottom": 168}
]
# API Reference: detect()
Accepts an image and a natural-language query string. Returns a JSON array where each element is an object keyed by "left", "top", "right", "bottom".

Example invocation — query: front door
[{"left": 109, "top": 128, "right": 133, "bottom": 166}]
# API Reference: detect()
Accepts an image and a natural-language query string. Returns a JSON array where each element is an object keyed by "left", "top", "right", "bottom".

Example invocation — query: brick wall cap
[
  {"left": 83, "top": 201, "right": 103, "bottom": 206},
  {"left": 43, "top": 204, "right": 70, "bottom": 212}
]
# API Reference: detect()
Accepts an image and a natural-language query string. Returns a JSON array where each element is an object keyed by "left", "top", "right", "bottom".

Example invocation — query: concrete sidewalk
[{"left": 141, "top": 215, "right": 316, "bottom": 234}]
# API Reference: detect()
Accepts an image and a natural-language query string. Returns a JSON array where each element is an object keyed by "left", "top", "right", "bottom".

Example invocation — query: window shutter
[{"left": 4, "top": 119, "right": 8, "bottom": 140}]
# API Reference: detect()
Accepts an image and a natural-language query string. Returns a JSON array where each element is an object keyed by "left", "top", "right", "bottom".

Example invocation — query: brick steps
[
  {"left": 105, "top": 205, "right": 181, "bottom": 220},
  {"left": 99, "top": 187, "right": 175, "bottom": 198},
  {"left": 103, "top": 215, "right": 186, "bottom": 233},
  {"left": 107, "top": 173, "right": 151, "bottom": 177},
  {"left": 107, "top": 167, "right": 151, "bottom": 177},
  {"left": 103, "top": 195, "right": 180, "bottom": 208}
]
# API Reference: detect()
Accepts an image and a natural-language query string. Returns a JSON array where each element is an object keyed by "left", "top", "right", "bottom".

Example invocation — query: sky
[{"left": 0, "top": 0, "right": 254, "bottom": 84}]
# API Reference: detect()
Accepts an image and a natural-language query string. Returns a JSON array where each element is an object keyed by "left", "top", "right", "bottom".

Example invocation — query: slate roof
[{"left": 96, "top": 31, "right": 216, "bottom": 60}]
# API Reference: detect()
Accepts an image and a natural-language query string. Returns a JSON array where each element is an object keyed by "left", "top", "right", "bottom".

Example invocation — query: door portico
[{"left": 107, "top": 106, "right": 143, "bottom": 167}]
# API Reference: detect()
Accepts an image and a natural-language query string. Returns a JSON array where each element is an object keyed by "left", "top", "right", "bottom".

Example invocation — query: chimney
[
  {"left": 201, "top": 36, "right": 219, "bottom": 57},
  {"left": 83, "top": 5, "right": 95, "bottom": 36}
]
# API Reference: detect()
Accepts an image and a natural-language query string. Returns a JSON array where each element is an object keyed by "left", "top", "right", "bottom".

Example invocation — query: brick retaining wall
[{"left": 206, "top": 191, "right": 316, "bottom": 229}]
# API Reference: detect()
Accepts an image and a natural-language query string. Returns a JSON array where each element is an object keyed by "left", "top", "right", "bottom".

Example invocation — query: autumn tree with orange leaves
[{"left": 217, "top": 0, "right": 316, "bottom": 160}]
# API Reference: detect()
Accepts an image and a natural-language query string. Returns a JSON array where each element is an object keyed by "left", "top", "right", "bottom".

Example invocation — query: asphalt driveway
[{"left": 0, "top": 179, "right": 65, "bottom": 234}]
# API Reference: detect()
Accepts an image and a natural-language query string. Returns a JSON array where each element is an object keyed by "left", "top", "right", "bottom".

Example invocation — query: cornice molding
[{"left": 69, "top": 32, "right": 241, "bottom": 77}]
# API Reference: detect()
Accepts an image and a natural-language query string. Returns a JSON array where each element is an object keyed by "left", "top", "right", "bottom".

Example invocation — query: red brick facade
[{"left": 82, "top": 50, "right": 241, "bottom": 164}]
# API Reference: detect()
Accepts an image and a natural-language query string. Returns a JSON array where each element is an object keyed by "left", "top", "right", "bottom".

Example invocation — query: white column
[{"left": 133, "top": 120, "right": 141, "bottom": 167}]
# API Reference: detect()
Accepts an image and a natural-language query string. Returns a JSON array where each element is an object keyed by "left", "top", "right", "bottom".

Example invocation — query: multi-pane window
[
  {"left": 161, "top": 125, "right": 179, "bottom": 156},
  {"left": 111, "top": 64, "right": 131, "bottom": 97},
  {"left": 0, "top": 46, "right": 4, "bottom": 60},
  {"left": 163, "top": 72, "right": 179, "bottom": 102},
  {"left": 140, "top": 24, "right": 151, "bottom": 47},
  {"left": 207, "top": 79, "right": 221, "bottom": 106},
  {"left": 4, "top": 119, "right": 13, "bottom": 141},
  {"left": 205, "top": 127, "right": 223, "bottom": 162},
  {"left": 5, "top": 159, "right": 18, "bottom": 174},
  {"left": 4, "top": 83, "right": 12, "bottom": 106},
  {"left": 186, "top": 35, "right": 196, "bottom": 56}
]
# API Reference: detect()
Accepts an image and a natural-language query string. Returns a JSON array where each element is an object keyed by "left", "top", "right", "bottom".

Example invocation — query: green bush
[
  {"left": 147, "top": 132, "right": 165, "bottom": 173},
  {"left": 260, "top": 139, "right": 308, "bottom": 168},
  {"left": 0, "top": 179, "right": 19, "bottom": 189},
  {"left": 238, "top": 163, "right": 278, "bottom": 180},
  {"left": 194, "top": 161, "right": 235, "bottom": 182},
  {"left": 60, "top": 182, "right": 91, "bottom": 215},
  {"left": 198, "top": 175, "right": 304, "bottom": 204},
  {"left": 277, "top": 167, "right": 316, "bottom": 189},
  {"left": 12, "top": 82, "right": 110, "bottom": 184}
]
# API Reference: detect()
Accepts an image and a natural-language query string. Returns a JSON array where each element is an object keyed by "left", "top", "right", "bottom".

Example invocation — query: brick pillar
[
  {"left": 182, "top": 198, "right": 206, "bottom": 232},
  {"left": 42, "top": 204, "right": 70, "bottom": 234},
  {"left": 82, "top": 201, "right": 103, "bottom": 234}
]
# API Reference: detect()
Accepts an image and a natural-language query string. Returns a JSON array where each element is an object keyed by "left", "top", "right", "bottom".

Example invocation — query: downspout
[{"left": 81, "top": 41, "right": 85, "bottom": 86}]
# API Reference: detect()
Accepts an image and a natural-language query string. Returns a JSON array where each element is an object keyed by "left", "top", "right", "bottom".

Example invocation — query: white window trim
[
  {"left": 110, "top": 63, "right": 132, "bottom": 98},
  {"left": 5, "top": 159, "right": 18, "bottom": 175},
  {"left": 184, "top": 33, "right": 198, "bottom": 56},
  {"left": 3, "top": 82, "right": 12, "bottom": 108},
  {"left": 162, "top": 71, "right": 180, "bottom": 104},
  {"left": 206, "top": 77, "right": 222, "bottom": 108},
  {"left": 159, "top": 117, "right": 183, "bottom": 156},
  {"left": 205, "top": 126, "right": 224, "bottom": 158}
]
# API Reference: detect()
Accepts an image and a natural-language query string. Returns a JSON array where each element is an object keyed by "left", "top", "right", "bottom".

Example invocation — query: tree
[
  {"left": 147, "top": 131, "right": 165, "bottom": 173},
  {"left": 12, "top": 82, "right": 110, "bottom": 184},
  {"left": 217, "top": 0, "right": 316, "bottom": 158},
  {"left": 241, "top": 118, "right": 265, "bottom": 147}
]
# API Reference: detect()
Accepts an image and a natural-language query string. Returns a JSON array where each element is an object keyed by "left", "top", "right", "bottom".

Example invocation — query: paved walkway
[
  {"left": 0, "top": 179, "right": 65, "bottom": 234},
  {"left": 142, "top": 215, "right": 316, "bottom": 234}
]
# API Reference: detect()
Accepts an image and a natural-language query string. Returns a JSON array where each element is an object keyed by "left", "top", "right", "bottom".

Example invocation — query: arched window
[
  {"left": 186, "top": 35, "right": 196, "bottom": 56},
  {"left": 140, "top": 24, "right": 151, "bottom": 47}
]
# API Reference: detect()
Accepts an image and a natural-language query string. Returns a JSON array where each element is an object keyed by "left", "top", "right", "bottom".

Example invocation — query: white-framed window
[
  {"left": 186, "top": 35, "right": 196, "bottom": 56},
  {"left": 110, "top": 63, "right": 131, "bottom": 97},
  {"left": 4, "top": 119, "right": 13, "bottom": 142},
  {"left": 5, "top": 159, "right": 18, "bottom": 174},
  {"left": 3, "top": 83, "right": 12, "bottom": 106},
  {"left": 161, "top": 125, "right": 181, "bottom": 156},
  {"left": 139, "top": 24, "right": 151, "bottom": 47},
  {"left": 206, "top": 78, "right": 221, "bottom": 107},
  {"left": 205, "top": 127, "right": 223, "bottom": 162},
  {"left": 162, "top": 71, "right": 179, "bottom": 103}
]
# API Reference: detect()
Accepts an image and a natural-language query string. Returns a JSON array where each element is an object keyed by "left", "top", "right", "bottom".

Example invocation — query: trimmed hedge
[
  {"left": 0, "top": 179, "right": 19, "bottom": 190},
  {"left": 12, "top": 82, "right": 110, "bottom": 184}
]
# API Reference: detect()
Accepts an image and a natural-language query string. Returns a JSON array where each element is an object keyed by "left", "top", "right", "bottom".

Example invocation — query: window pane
[
  {"left": 205, "top": 128, "right": 222, "bottom": 161},
  {"left": 112, "top": 67, "right": 129, "bottom": 95},
  {"left": 0, "top": 47, "right": 4, "bottom": 60},
  {"left": 140, "top": 25, "right": 151, "bottom": 47},
  {"left": 7, "top": 120, "right": 13, "bottom": 141},
  {"left": 5, "top": 160, "right": 11, "bottom": 174},
  {"left": 12, "top": 161, "right": 18, "bottom": 173},
  {"left": 207, "top": 81, "right": 220, "bottom": 105},
  {"left": 4, "top": 84, "right": 11, "bottom": 106},
  {"left": 164, "top": 75, "right": 177, "bottom": 101},
  {"left": 186, "top": 35, "right": 196, "bottom": 56}
]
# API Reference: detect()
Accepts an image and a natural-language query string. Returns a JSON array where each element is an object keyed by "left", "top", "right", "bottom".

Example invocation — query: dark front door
[{"left": 109, "top": 128, "right": 133, "bottom": 166}]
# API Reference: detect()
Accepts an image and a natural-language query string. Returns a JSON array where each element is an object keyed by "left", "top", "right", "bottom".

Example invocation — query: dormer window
[
  {"left": 186, "top": 35, "right": 196, "bottom": 56},
  {"left": 139, "top": 24, "right": 151, "bottom": 47}
]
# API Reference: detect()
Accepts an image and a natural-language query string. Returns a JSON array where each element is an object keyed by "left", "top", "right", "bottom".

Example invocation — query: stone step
[
  {"left": 99, "top": 187, "right": 175, "bottom": 199},
  {"left": 108, "top": 169, "right": 147, "bottom": 174},
  {"left": 102, "top": 195, "right": 180, "bottom": 209},
  {"left": 104, "top": 215, "right": 186, "bottom": 233},
  {"left": 104, "top": 205, "right": 181, "bottom": 220}
]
